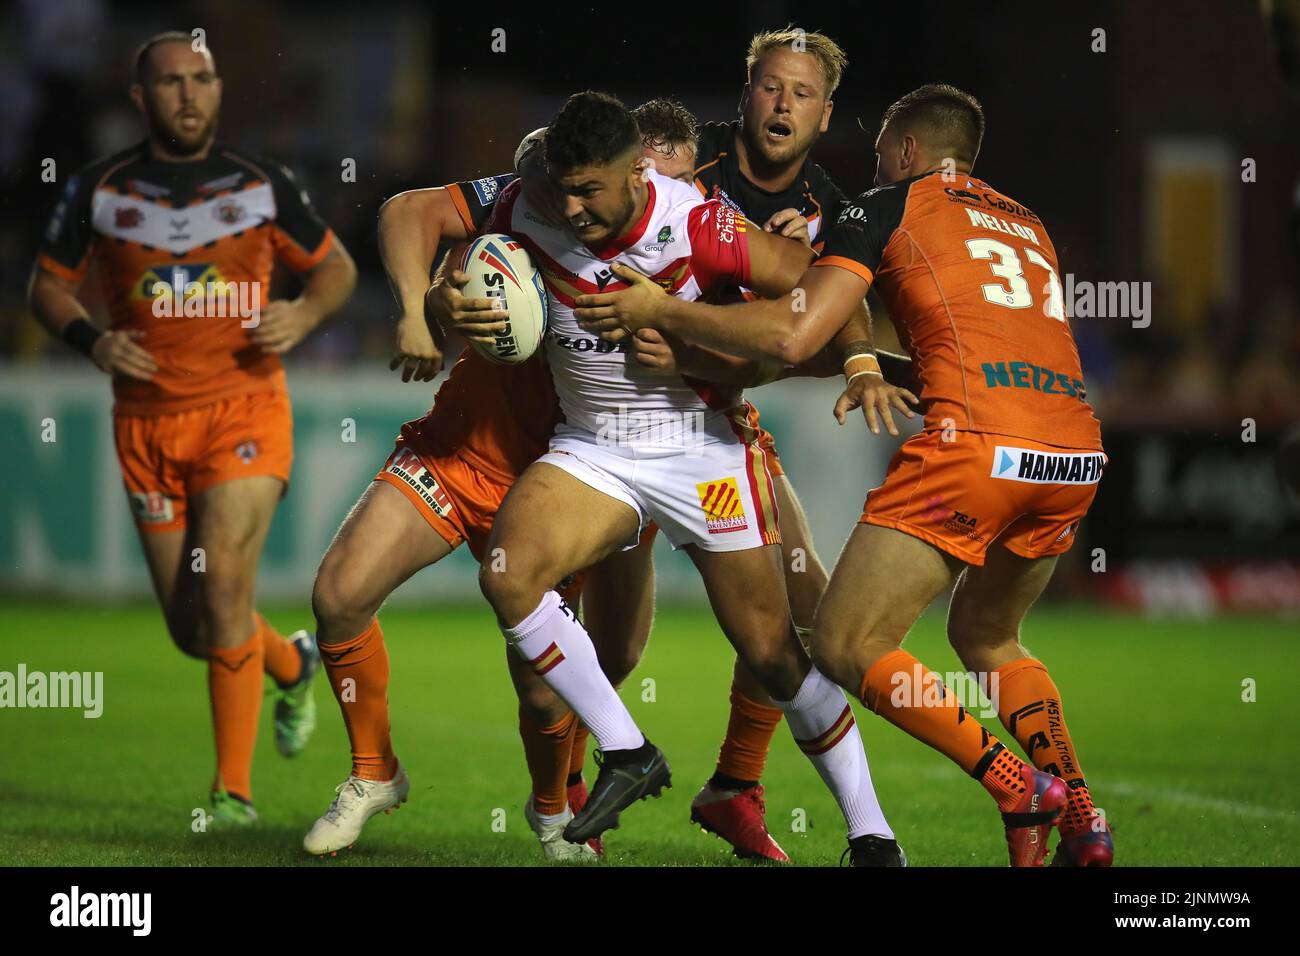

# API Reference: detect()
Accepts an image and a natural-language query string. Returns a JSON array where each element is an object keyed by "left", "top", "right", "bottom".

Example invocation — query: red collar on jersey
[{"left": 584, "top": 179, "right": 656, "bottom": 261}]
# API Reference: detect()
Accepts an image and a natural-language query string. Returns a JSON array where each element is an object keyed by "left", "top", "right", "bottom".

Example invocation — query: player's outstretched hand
[
  {"left": 252, "top": 298, "right": 323, "bottom": 354},
  {"left": 428, "top": 267, "right": 509, "bottom": 345},
  {"left": 92, "top": 329, "right": 157, "bottom": 381},
  {"left": 389, "top": 313, "right": 444, "bottom": 382},
  {"left": 574, "top": 261, "right": 666, "bottom": 342},
  {"left": 763, "top": 208, "right": 811, "bottom": 248},
  {"left": 834, "top": 370, "right": 920, "bottom": 436}
]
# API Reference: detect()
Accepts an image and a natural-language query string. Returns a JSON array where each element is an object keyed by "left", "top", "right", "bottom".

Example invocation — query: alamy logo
[
  {"left": 0, "top": 664, "right": 103, "bottom": 718},
  {"left": 49, "top": 886, "right": 150, "bottom": 935}
]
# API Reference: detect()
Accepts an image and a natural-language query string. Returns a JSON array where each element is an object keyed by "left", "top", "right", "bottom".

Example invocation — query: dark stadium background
[{"left": 0, "top": 0, "right": 1298, "bottom": 877}]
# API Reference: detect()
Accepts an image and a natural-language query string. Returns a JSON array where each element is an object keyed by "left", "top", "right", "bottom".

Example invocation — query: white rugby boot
[
  {"left": 303, "top": 763, "right": 410, "bottom": 856},
  {"left": 524, "top": 795, "right": 600, "bottom": 862}
]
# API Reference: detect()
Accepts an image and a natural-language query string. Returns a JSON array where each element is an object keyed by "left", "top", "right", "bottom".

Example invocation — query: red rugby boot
[
  {"left": 1002, "top": 766, "right": 1069, "bottom": 867},
  {"left": 566, "top": 776, "right": 603, "bottom": 856},
  {"left": 1053, "top": 818, "right": 1115, "bottom": 867},
  {"left": 690, "top": 782, "right": 790, "bottom": 863}
]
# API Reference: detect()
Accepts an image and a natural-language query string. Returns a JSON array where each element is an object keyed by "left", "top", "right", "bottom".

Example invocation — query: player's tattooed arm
[{"left": 27, "top": 265, "right": 158, "bottom": 381}]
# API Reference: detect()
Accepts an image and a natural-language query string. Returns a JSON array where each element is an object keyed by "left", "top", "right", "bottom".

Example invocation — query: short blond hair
[{"left": 746, "top": 26, "right": 847, "bottom": 98}]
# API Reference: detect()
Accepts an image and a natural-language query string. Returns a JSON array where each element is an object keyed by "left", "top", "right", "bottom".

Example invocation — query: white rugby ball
[{"left": 458, "top": 233, "right": 548, "bottom": 365}]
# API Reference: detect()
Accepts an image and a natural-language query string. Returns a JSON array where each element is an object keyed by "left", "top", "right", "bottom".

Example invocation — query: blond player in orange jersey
[
  {"left": 576, "top": 84, "right": 1114, "bottom": 867},
  {"left": 28, "top": 33, "right": 357, "bottom": 825}
]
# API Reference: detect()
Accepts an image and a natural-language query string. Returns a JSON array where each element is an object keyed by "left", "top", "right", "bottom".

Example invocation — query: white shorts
[{"left": 538, "top": 423, "right": 781, "bottom": 552}]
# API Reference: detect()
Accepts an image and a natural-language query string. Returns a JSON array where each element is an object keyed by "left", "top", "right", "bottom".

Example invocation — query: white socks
[
  {"left": 504, "top": 590, "right": 644, "bottom": 752},
  {"left": 778, "top": 666, "right": 893, "bottom": 840}
]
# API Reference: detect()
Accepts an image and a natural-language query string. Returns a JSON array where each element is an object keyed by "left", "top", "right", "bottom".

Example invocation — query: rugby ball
[{"left": 458, "top": 233, "right": 548, "bottom": 365}]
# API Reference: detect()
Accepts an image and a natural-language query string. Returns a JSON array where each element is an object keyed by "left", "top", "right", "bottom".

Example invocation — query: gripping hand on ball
[{"left": 427, "top": 265, "right": 510, "bottom": 347}]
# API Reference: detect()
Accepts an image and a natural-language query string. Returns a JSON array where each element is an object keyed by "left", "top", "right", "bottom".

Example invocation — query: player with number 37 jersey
[{"left": 573, "top": 84, "right": 1114, "bottom": 867}]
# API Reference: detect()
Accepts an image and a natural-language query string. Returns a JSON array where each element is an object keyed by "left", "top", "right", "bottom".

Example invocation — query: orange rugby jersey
[
  {"left": 815, "top": 171, "right": 1102, "bottom": 450},
  {"left": 403, "top": 349, "right": 561, "bottom": 485},
  {"left": 398, "top": 174, "right": 562, "bottom": 485},
  {"left": 38, "top": 141, "right": 335, "bottom": 415}
]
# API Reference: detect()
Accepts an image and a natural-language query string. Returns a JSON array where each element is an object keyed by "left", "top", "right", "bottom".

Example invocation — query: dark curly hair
[
  {"left": 631, "top": 97, "right": 699, "bottom": 157},
  {"left": 545, "top": 91, "right": 641, "bottom": 172}
]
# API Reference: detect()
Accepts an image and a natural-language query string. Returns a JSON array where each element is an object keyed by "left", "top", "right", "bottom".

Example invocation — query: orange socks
[
  {"left": 320, "top": 618, "right": 398, "bottom": 782},
  {"left": 257, "top": 613, "right": 301, "bottom": 686},
  {"left": 519, "top": 709, "right": 579, "bottom": 815},
  {"left": 208, "top": 631, "right": 264, "bottom": 802},
  {"left": 993, "top": 657, "right": 1097, "bottom": 835},
  {"left": 715, "top": 683, "right": 785, "bottom": 784},
  {"left": 861, "top": 649, "right": 1026, "bottom": 811},
  {"left": 569, "top": 722, "right": 590, "bottom": 781}
]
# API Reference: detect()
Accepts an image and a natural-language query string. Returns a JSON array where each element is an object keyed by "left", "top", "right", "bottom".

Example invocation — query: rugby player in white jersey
[{"left": 468, "top": 91, "right": 903, "bottom": 862}]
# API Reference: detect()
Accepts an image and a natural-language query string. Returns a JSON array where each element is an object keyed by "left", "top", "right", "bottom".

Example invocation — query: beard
[
  {"left": 145, "top": 103, "right": 218, "bottom": 156},
  {"left": 742, "top": 120, "right": 821, "bottom": 172},
  {"left": 575, "top": 183, "right": 637, "bottom": 242}
]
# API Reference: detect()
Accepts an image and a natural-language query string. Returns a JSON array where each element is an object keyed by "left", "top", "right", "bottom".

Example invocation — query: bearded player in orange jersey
[
  {"left": 577, "top": 84, "right": 1114, "bottom": 867},
  {"left": 28, "top": 33, "right": 358, "bottom": 824}
]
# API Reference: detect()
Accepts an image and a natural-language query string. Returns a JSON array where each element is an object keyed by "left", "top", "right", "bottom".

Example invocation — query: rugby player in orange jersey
[
  {"left": 27, "top": 33, "right": 357, "bottom": 825},
  {"left": 576, "top": 84, "right": 1114, "bottom": 867}
]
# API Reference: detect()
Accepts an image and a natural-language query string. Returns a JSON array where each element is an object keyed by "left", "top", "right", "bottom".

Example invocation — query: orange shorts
[
  {"left": 374, "top": 442, "right": 660, "bottom": 602},
  {"left": 861, "top": 430, "right": 1106, "bottom": 565},
  {"left": 114, "top": 389, "right": 293, "bottom": 534}
]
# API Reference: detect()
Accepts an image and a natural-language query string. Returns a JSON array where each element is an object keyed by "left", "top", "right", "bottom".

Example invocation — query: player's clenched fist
[
  {"left": 389, "top": 313, "right": 444, "bottom": 382},
  {"left": 91, "top": 328, "right": 157, "bottom": 381}
]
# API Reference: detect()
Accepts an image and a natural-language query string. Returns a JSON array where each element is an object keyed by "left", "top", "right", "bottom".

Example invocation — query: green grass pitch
[{"left": 1, "top": 600, "right": 1296, "bottom": 866}]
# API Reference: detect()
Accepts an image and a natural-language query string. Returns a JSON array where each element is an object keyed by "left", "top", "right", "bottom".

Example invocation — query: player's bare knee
[
  {"left": 518, "top": 685, "right": 568, "bottom": 727},
  {"left": 312, "top": 563, "right": 375, "bottom": 639},
  {"left": 479, "top": 547, "right": 548, "bottom": 614},
  {"left": 164, "top": 612, "right": 207, "bottom": 659}
]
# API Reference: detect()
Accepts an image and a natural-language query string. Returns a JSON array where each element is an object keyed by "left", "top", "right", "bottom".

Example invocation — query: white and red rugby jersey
[{"left": 485, "top": 171, "right": 754, "bottom": 448}]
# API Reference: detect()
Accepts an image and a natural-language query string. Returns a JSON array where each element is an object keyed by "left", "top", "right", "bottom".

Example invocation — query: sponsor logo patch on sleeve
[{"left": 471, "top": 177, "right": 502, "bottom": 206}]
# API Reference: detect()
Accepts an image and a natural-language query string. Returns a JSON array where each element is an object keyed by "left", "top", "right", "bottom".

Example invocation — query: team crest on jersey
[
  {"left": 696, "top": 477, "right": 748, "bottom": 534},
  {"left": 114, "top": 207, "right": 144, "bottom": 229},
  {"left": 235, "top": 440, "right": 259, "bottom": 463},
  {"left": 214, "top": 200, "right": 246, "bottom": 225},
  {"left": 129, "top": 491, "right": 174, "bottom": 524}
]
